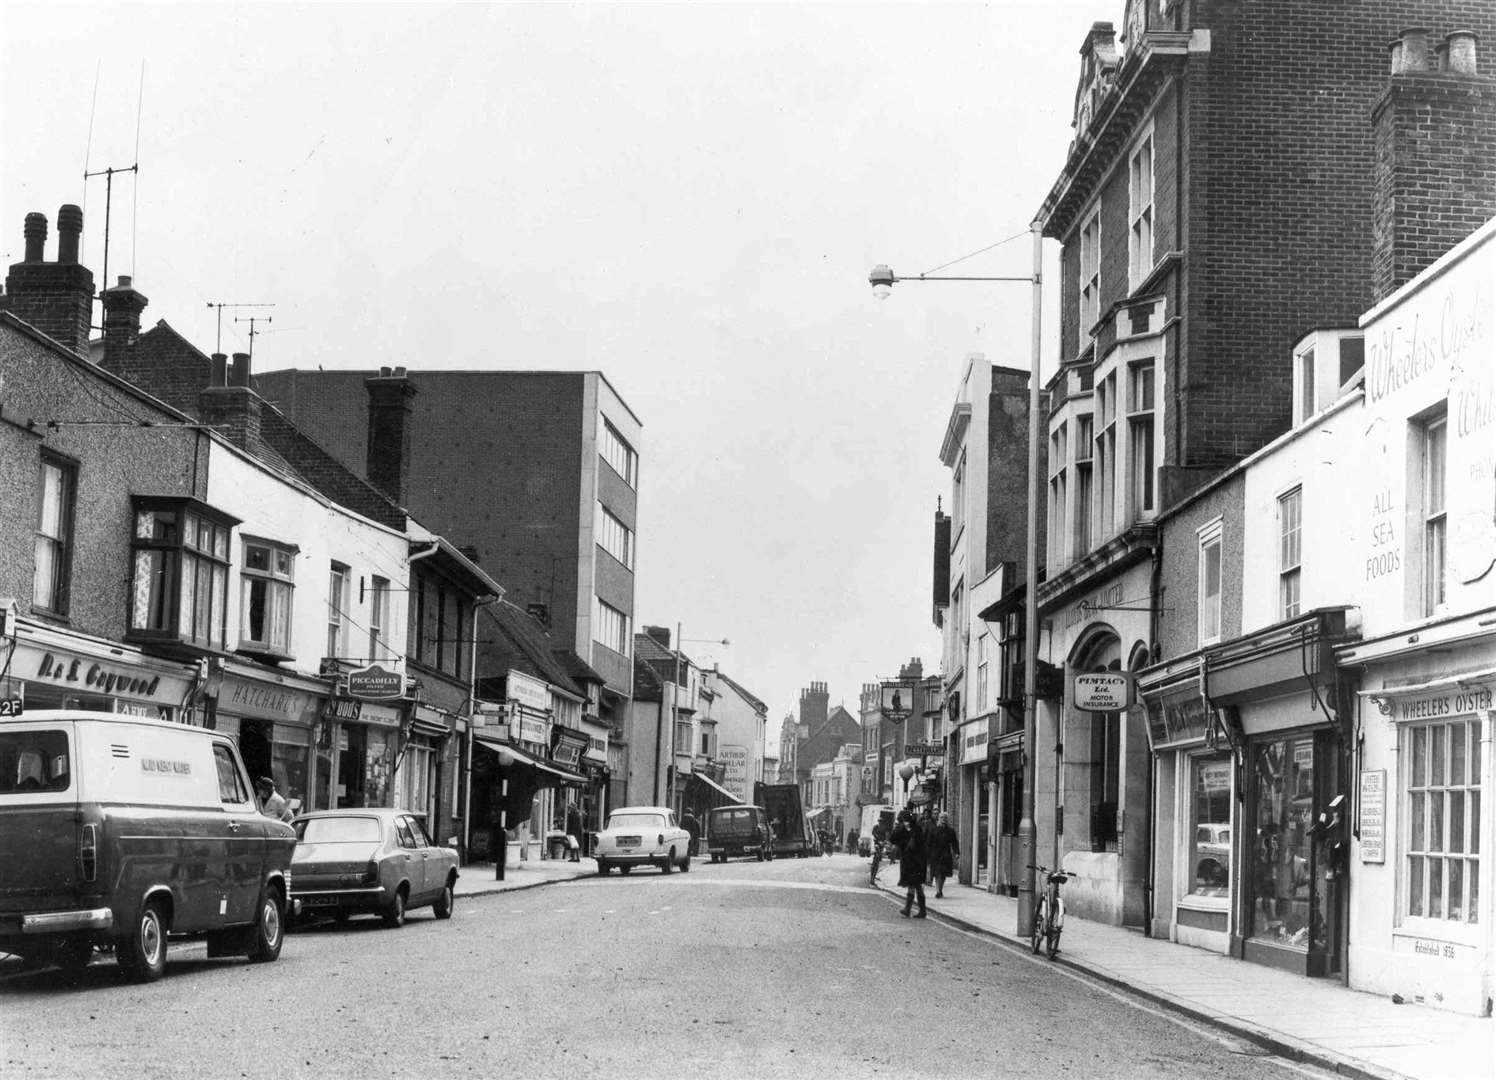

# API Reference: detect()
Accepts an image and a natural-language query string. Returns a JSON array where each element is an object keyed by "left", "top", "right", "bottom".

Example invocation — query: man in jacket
[
  {"left": 255, "top": 776, "right": 294, "bottom": 824},
  {"left": 890, "top": 808, "right": 927, "bottom": 918}
]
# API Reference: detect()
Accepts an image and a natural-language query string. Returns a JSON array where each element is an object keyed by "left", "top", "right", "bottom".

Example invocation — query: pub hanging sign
[{"left": 347, "top": 663, "right": 405, "bottom": 701}]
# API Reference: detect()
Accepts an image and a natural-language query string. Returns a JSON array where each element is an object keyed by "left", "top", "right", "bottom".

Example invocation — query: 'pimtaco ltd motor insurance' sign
[{"left": 1072, "top": 672, "right": 1134, "bottom": 712}]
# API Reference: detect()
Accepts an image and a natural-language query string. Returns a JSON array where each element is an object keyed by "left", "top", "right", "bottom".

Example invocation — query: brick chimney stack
[
  {"left": 1372, "top": 28, "right": 1496, "bottom": 301},
  {"left": 365, "top": 366, "right": 418, "bottom": 506},
  {"left": 100, "top": 275, "right": 148, "bottom": 372},
  {"left": 3, "top": 206, "right": 96, "bottom": 360},
  {"left": 199, "top": 351, "right": 263, "bottom": 452}
]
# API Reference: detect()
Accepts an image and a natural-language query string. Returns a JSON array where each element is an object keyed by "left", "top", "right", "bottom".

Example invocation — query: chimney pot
[
  {"left": 1446, "top": 30, "right": 1479, "bottom": 75},
  {"left": 230, "top": 352, "right": 251, "bottom": 388},
  {"left": 117, "top": 275, "right": 131, "bottom": 288},
  {"left": 1393, "top": 27, "right": 1431, "bottom": 73},
  {"left": 210, "top": 353, "right": 229, "bottom": 387},
  {"left": 379, "top": 366, "right": 392, "bottom": 378},
  {"left": 56, "top": 204, "right": 83, "bottom": 264},
  {"left": 22, "top": 212, "right": 47, "bottom": 262},
  {"left": 392, "top": 366, "right": 407, "bottom": 377}
]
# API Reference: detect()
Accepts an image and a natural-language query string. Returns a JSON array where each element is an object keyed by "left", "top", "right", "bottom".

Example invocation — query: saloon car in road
[
  {"left": 593, "top": 806, "right": 691, "bottom": 875},
  {"left": 290, "top": 809, "right": 458, "bottom": 927}
]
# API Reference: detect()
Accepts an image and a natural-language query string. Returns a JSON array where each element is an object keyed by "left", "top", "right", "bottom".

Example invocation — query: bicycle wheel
[
  {"left": 1031, "top": 899, "right": 1046, "bottom": 954},
  {"left": 1046, "top": 925, "right": 1061, "bottom": 960}
]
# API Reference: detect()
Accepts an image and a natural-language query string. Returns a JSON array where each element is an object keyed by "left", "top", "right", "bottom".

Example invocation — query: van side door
[{"left": 211, "top": 743, "right": 262, "bottom": 925}]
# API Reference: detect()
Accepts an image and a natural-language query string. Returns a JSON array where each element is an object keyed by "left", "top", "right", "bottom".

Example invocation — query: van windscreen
[{"left": 0, "top": 730, "right": 71, "bottom": 795}]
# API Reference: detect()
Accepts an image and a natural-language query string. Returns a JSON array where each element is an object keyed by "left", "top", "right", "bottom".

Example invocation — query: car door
[
  {"left": 394, "top": 815, "right": 427, "bottom": 901},
  {"left": 405, "top": 815, "right": 442, "bottom": 901}
]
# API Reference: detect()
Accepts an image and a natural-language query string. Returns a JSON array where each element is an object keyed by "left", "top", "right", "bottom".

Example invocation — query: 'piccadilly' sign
[
  {"left": 347, "top": 663, "right": 404, "bottom": 700},
  {"left": 1073, "top": 672, "right": 1134, "bottom": 712}
]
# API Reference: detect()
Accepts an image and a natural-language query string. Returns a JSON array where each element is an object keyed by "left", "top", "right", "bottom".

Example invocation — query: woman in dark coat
[
  {"left": 890, "top": 809, "right": 927, "bottom": 918},
  {"left": 927, "top": 811, "right": 959, "bottom": 898}
]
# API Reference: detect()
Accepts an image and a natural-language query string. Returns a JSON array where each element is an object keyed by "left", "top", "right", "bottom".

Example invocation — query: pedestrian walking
[
  {"left": 927, "top": 811, "right": 959, "bottom": 898},
  {"left": 869, "top": 817, "right": 889, "bottom": 885},
  {"left": 255, "top": 776, "right": 294, "bottom": 823},
  {"left": 890, "top": 808, "right": 927, "bottom": 918},
  {"left": 681, "top": 808, "right": 701, "bottom": 857},
  {"left": 565, "top": 802, "right": 584, "bottom": 862}
]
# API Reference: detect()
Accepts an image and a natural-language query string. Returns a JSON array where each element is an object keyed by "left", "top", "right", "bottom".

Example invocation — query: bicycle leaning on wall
[{"left": 1028, "top": 864, "right": 1072, "bottom": 959}]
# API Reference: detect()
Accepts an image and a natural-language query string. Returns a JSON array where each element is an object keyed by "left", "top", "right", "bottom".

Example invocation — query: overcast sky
[{"left": 3, "top": 1, "right": 1103, "bottom": 747}]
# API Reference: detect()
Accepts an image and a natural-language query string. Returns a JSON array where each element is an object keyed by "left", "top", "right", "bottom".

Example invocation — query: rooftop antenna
[
  {"left": 206, "top": 301, "right": 275, "bottom": 353},
  {"left": 82, "top": 61, "right": 145, "bottom": 321},
  {"left": 235, "top": 313, "right": 273, "bottom": 358}
]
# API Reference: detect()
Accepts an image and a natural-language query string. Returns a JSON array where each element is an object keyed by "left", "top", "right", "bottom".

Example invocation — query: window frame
[
  {"left": 596, "top": 503, "right": 635, "bottom": 570},
  {"left": 1048, "top": 423, "right": 1067, "bottom": 566},
  {"left": 239, "top": 536, "right": 297, "bottom": 659},
  {"left": 1128, "top": 130, "right": 1155, "bottom": 289},
  {"left": 594, "top": 597, "right": 632, "bottom": 657},
  {"left": 33, "top": 452, "right": 78, "bottom": 617},
  {"left": 1277, "top": 487, "right": 1303, "bottom": 620},
  {"left": 326, "top": 562, "right": 350, "bottom": 661},
  {"left": 1126, "top": 361, "right": 1156, "bottom": 520},
  {"left": 1402, "top": 716, "right": 1481, "bottom": 928},
  {"left": 1198, "top": 517, "right": 1223, "bottom": 646},
  {"left": 127, "top": 496, "right": 235, "bottom": 651},
  {"left": 1096, "top": 372, "right": 1118, "bottom": 539},
  {"left": 600, "top": 418, "right": 638, "bottom": 488},
  {"left": 368, "top": 575, "right": 390, "bottom": 662},
  {"left": 1073, "top": 412, "right": 1094, "bottom": 555},
  {"left": 1079, "top": 209, "right": 1101, "bottom": 339},
  {"left": 1421, "top": 414, "right": 1447, "bottom": 616}
]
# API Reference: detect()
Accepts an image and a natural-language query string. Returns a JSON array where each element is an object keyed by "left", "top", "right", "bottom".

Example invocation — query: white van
[
  {"left": 0, "top": 710, "right": 296, "bottom": 981},
  {"left": 858, "top": 804, "right": 895, "bottom": 856}
]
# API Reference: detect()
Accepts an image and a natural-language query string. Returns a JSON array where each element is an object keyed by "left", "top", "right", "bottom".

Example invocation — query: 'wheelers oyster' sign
[{"left": 347, "top": 663, "right": 404, "bottom": 700}]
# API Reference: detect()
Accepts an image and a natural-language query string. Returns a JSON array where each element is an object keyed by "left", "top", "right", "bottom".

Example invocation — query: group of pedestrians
[{"left": 870, "top": 807, "right": 959, "bottom": 918}]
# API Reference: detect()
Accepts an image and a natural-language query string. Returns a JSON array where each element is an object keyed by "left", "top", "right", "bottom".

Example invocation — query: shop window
[
  {"left": 1278, "top": 487, "right": 1302, "bottom": 620},
  {"left": 127, "top": 497, "right": 234, "bottom": 651},
  {"left": 1405, "top": 717, "right": 1480, "bottom": 924},
  {"left": 240, "top": 538, "right": 296, "bottom": 658},
  {"left": 1198, "top": 518, "right": 1223, "bottom": 646},
  {"left": 33, "top": 454, "right": 77, "bottom": 616},
  {"left": 1249, "top": 736, "right": 1315, "bottom": 950},
  {"left": 396, "top": 738, "right": 432, "bottom": 819},
  {"left": 1189, "top": 756, "right": 1232, "bottom": 898}
]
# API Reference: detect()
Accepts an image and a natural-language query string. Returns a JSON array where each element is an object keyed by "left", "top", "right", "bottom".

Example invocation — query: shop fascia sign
[
  {"left": 347, "top": 662, "right": 405, "bottom": 701},
  {"left": 507, "top": 669, "right": 551, "bottom": 712},
  {"left": 1073, "top": 672, "right": 1134, "bottom": 712},
  {"left": 472, "top": 701, "right": 510, "bottom": 737},
  {"left": 904, "top": 740, "right": 945, "bottom": 759}
]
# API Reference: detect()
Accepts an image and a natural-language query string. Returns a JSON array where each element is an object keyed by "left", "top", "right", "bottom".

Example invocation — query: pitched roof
[
  {"left": 482, "top": 599, "right": 581, "bottom": 693},
  {"left": 710, "top": 669, "right": 766, "bottom": 712},
  {"left": 556, "top": 649, "right": 607, "bottom": 687}
]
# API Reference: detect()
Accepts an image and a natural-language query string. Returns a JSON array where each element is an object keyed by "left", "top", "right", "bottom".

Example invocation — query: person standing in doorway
[
  {"left": 255, "top": 777, "right": 293, "bottom": 823},
  {"left": 681, "top": 808, "right": 701, "bottom": 857},
  {"left": 891, "top": 808, "right": 927, "bottom": 918},
  {"left": 927, "top": 811, "right": 959, "bottom": 899}
]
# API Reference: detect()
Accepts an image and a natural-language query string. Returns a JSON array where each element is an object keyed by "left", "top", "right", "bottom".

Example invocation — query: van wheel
[
  {"left": 382, "top": 887, "right": 408, "bottom": 928},
  {"left": 118, "top": 900, "right": 168, "bottom": 982},
  {"left": 433, "top": 878, "right": 455, "bottom": 920},
  {"left": 247, "top": 886, "right": 285, "bottom": 963}
]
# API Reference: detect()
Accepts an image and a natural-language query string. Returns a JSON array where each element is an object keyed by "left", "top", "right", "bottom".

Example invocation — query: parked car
[
  {"left": 704, "top": 803, "right": 772, "bottom": 863},
  {"left": 0, "top": 709, "right": 294, "bottom": 981},
  {"left": 593, "top": 806, "right": 691, "bottom": 875},
  {"left": 290, "top": 809, "right": 459, "bottom": 927}
]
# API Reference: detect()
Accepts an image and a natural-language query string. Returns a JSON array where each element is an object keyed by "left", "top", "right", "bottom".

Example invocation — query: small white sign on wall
[{"left": 1359, "top": 768, "right": 1386, "bottom": 864}]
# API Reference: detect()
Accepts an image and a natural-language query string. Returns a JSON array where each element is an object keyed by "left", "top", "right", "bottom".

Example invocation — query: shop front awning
[
  {"left": 687, "top": 771, "right": 740, "bottom": 803},
  {"left": 473, "top": 734, "right": 587, "bottom": 785}
]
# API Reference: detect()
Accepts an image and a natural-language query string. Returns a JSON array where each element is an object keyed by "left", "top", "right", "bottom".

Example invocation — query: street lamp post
[
  {"left": 869, "top": 223, "right": 1044, "bottom": 939},
  {"left": 660, "top": 626, "right": 730, "bottom": 813}
]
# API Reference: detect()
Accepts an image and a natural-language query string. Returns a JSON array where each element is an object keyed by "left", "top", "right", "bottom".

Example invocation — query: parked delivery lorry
[
  {"left": 754, "top": 781, "right": 815, "bottom": 858},
  {"left": 0, "top": 709, "right": 296, "bottom": 981}
]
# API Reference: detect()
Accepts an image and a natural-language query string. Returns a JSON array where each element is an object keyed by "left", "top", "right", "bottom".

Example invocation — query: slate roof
[
  {"left": 711, "top": 669, "right": 766, "bottom": 712},
  {"left": 481, "top": 599, "right": 582, "bottom": 695}
]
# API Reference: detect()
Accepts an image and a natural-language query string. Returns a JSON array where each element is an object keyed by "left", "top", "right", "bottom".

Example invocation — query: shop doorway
[
  {"left": 238, "top": 720, "right": 273, "bottom": 787},
  {"left": 337, "top": 724, "right": 368, "bottom": 808}
]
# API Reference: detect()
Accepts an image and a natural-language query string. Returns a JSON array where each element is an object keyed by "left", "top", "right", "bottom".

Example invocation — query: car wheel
[
  {"left": 433, "top": 877, "right": 455, "bottom": 920},
  {"left": 52, "top": 936, "right": 94, "bottom": 974},
  {"left": 660, "top": 849, "right": 673, "bottom": 875},
  {"left": 247, "top": 885, "right": 285, "bottom": 963},
  {"left": 118, "top": 900, "right": 168, "bottom": 982},
  {"left": 596, "top": 859, "right": 610, "bottom": 875},
  {"left": 382, "top": 887, "right": 408, "bottom": 929},
  {"left": 332, "top": 910, "right": 351, "bottom": 924},
  {"left": 619, "top": 865, "right": 632, "bottom": 876},
  {"left": 680, "top": 851, "right": 690, "bottom": 873}
]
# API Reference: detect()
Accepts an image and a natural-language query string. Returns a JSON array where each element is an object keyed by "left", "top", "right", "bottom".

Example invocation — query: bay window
[{"left": 128, "top": 497, "right": 235, "bottom": 651}]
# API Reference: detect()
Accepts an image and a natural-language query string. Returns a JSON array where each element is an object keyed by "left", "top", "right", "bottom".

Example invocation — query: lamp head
[
  {"left": 496, "top": 747, "right": 515, "bottom": 767},
  {"left": 868, "top": 264, "right": 895, "bottom": 300},
  {"left": 897, "top": 762, "right": 915, "bottom": 782}
]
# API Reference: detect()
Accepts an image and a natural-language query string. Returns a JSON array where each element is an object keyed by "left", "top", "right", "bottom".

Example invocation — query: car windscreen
[
  {"left": 0, "top": 730, "right": 71, "bottom": 795},
  {"left": 607, "top": 813, "right": 665, "bottom": 829},
  {"left": 296, "top": 816, "right": 383, "bottom": 843}
]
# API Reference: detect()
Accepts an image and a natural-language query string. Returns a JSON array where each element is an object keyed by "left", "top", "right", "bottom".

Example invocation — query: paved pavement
[{"left": 455, "top": 855, "right": 1492, "bottom": 1080}]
